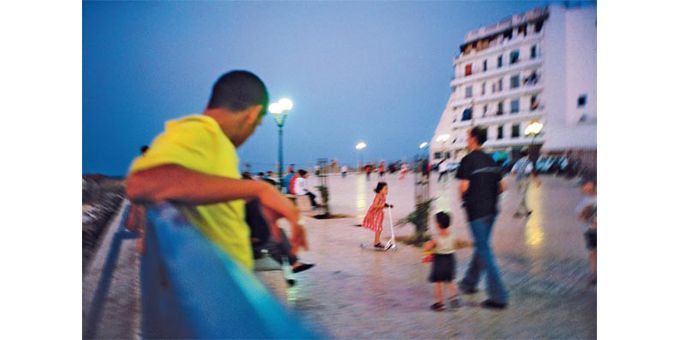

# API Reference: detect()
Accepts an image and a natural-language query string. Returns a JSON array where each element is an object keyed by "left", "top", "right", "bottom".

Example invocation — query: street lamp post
[
  {"left": 355, "top": 142, "right": 366, "bottom": 171},
  {"left": 270, "top": 98, "right": 294, "bottom": 191}
]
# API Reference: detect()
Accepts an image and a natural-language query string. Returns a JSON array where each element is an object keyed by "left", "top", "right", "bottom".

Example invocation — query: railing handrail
[{"left": 142, "top": 203, "right": 318, "bottom": 339}]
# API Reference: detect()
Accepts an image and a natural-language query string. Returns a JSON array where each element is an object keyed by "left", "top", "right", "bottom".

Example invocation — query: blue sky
[{"left": 83, "top": 0, "right": 578, "bottom": 176}]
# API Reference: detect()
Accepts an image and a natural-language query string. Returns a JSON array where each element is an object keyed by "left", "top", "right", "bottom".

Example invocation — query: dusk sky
[{"left": 83, "top": 0, "right": 570, "bottom": 176}]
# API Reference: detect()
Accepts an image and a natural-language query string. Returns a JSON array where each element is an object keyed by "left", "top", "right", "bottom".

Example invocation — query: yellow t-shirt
[{"left": 128, "top": 115, "right": 253, "bottom": 270}]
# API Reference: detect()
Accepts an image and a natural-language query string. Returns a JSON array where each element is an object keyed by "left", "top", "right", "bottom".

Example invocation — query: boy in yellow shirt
[{"left": 126, "top": 70, "right": 307, "bottom": 271}]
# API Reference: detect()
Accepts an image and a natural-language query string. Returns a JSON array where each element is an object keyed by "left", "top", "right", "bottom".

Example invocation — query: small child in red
[{"left": 362, "top": 182, "right": 392, "bottom": 249}]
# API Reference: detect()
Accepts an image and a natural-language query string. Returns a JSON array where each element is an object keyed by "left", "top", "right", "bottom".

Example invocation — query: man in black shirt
[{"left": 455, "top": 126, "right": 509, "bottom": 309}]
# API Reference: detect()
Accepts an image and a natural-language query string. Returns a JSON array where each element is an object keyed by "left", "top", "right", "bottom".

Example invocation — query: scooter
[{"left": 360, "top": 205, "right": 397, "bottom": 251}]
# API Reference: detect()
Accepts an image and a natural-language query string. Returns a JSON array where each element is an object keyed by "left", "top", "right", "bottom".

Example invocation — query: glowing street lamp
[
  {"left": 525, "top": 121, "right": 544, "bottom": 138},
  {"left": 270, "top": 98, "right": 294, "bottom": 191},
  {"left": 525, "top": 121, "right": 544, "bottom": 163},
  {"left": 355, "top": 142, "right": 366, "bottom": 168}
]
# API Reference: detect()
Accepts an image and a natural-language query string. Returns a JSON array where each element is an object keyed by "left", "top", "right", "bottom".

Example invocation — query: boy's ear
[{"left": 245, "top": 104, "right": 264, "bottom": 125}]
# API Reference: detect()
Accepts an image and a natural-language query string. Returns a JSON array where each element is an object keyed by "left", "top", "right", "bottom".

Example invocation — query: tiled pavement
[{"left": 284, "top": 172, "right": 596, "bottom": 339}]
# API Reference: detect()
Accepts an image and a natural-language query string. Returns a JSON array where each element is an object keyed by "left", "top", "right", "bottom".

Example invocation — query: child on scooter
[{"left": 362, "top": 182, "right": 393, "bottom": 249}]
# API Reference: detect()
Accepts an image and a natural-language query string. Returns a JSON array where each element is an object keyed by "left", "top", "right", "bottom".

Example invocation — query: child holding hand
[{"left": 423, "top": 211, "right": 461, "bottom": 311}]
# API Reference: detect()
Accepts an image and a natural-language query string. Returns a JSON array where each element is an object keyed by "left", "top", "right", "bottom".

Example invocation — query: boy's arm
[
  {"left": 127, "top": 164, "right": 307, "bottom": 250},
  {"left": 423, "top": 240, "right": 436, "bottom": 251}
]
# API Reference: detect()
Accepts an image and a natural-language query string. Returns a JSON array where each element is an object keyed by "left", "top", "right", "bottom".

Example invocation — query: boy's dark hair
[
  {"left": 435, "top": 211, "right": 451, "bottom": 229},
  {"left": 298, "top": 169, "right": 308, "bottom": 176},
  {"left": 140, "top": 145, "right": 149, "bottom": 155},
  {"left": 520, "top": 148, "right": 529, "bottom": 157},
  {"left": 469, "top": 126, "right": 488, "bottom": 145},
  {"left": 374, "top": 182, "right": 388, "bottom": 194},
  {"left": 207, "top": 71, "right": 269, "bottom": 115},
  {"left": 257, "top": 172, "right": 265, "bottom": 176}
]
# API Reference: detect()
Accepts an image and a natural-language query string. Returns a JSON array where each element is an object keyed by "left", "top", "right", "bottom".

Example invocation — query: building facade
[{"left": 430, "top": 4, "right": 596, "bottom": 170}]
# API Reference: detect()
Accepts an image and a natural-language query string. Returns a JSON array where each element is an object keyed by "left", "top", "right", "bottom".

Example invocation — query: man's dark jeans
[{"left": 460, "top": 214, "right": 508, "bottom": 304}]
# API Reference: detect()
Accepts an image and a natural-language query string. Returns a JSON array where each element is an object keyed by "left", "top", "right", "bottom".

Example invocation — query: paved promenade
[{"left": 286, "top": 172, "right": 596, "bottom": 339}]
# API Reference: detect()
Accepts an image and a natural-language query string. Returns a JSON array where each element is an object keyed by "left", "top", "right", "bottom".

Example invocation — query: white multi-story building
[{"left": 431, "top": 4, "right": 596, "bottom": 169}]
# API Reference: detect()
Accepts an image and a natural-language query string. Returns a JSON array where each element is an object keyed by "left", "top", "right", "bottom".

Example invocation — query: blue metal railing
[{"left": 142, "top": 203, "right": 318, "bottom": 339}]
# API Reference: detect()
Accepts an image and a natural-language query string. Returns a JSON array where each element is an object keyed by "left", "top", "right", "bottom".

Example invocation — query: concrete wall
[{"left": 542, "top": 4, "right": 597, "bottom": 151}]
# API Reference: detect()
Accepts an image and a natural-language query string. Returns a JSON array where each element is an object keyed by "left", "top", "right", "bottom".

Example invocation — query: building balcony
[
  {"left": 463, "top": 7, "right": 549, "bottom": 43},
  {"left": 455, "top": 31, "right": 544, "bottom": 65},
  {"left": 484, "top": 135, "right": 545, "bottom": 148},
  {"left": 451, "top": 120, "right": 473, "bottom": 129},
  {"left": 474, "top": 108, "right": 544, "bottom": 126},
  {"left": 450, "top": 82, "right": 543, "bottom": 107},
  {"left": 451, "top": 57, "right": 543, "bottom": 88}
]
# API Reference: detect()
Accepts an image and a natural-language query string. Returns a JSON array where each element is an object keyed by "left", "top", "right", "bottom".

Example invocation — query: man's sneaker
[
  {"left": 480, "top": 299, "right": 507, "bottom": 310},
  {"left": 449, "top": 297, "right": 462, "bottom": 308},
  {"left": 458, "top": 282, "right": 478, "bottom": 295},
  {"left": 430, "top": 302, "right": 445, "bottom": 312}
]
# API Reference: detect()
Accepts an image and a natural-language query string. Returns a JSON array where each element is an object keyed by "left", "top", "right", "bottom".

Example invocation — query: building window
[
  {"left": 535, "top": 20, "right": 543, "bottom": 33},
  {"left": 518, "top": 23, "right": 527, "bottom": 37},
  {"left": 452, "top": 86, "right": 456, "bottom": 93},
  {"left": 445, "top": 151, "right": 451, "bottom": 159},
  {"left": 511, "top": 99, "right": 520, "bottom": 113},
  {"left": 465, "top": 64, "right": 472, "bottom": 76},
  {"left": 465, "top": 86, "right": 473, "bottom": 98},
  {"left": 531, "top": 95, "right": 538, "bottom": 111},
  {"left": 497, "top": 55, "right": 503, "bottom": 68},
  {"left": 497, "top": 125, "right": 504, "bottom": 139},
  {"left": 498, "top": 78, "right": 503, "bottom": 91},
  {"left": 497, "top": 102, "right": 504, "bottom": 116},
  {"left": 462, "top": 108, "right": 472, "bottom": 121},
  {"left": 483, "top": 104, "right": 488, "bottom": 114},
  {"left": 491, "top": 83, "right": 496, "bottom": 93},
  {"left": 510, "top": 75, "right": 520, "bottom": 89},
  {"left": 434, "top": 152, "right": 442, "bottom": 159},
  {"left": 578, "top": 94, "right": 587, "bottom": 107},
  {"left": 510, "top": 50, "right": 520, "bottom": 64},
  {"left": 531, "top": 45, "right": 537, "bottom": 59},
  {"left": 579, "top": 113, "right": 589, "bottom": 123},
  {"left": 481, "top": 82, "right": 486, "bottom": 95},
  {"left": 511, "top": 124, "right": 520, "bottom": 138},
  {"left": 483, "top": 60, "right": 487, "bottom": 72}
]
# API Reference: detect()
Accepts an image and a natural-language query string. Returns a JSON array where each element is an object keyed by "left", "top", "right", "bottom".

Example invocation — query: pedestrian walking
[
  {"left": 379, "top": 161, "right": 386, "bottom": 178},
  {"left": 365, "top": 164, "right": 372, "bottom": 180},
  {"left": 511, "top": 149, "right": 541, "bottom": 218},
  {"left": 576, "top": 175, "right": 597, "bottom": 285},
  {"left": 341, "top": 165, "right": 348, "bottom": 178},
  {"left": 362, "top": 182, "right": 393, "bottom": 249},
  {"left": 455, "top": 126, "right": 509, "bottom": 309},
  {"left": 399, "top": 162, "right": 408, "bottom": 179},
  {"left": 437, "top": 158, "right": 449, "bottom": 182},
  {"left": 423, "top": 211, "right": 461, "bottom": 311}
]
